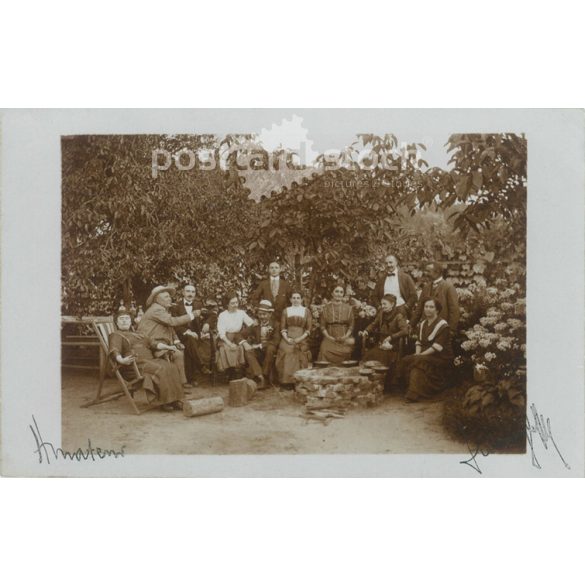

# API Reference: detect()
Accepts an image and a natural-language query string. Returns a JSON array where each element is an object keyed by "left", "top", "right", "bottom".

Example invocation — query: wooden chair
[{"left": 82, "top": 321, "right": 160, "bottom": 415}]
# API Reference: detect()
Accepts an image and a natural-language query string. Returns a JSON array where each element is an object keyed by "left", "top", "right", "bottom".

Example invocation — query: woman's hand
[{"left": 117, "top": 355, "right": 135, "bottom": 366}]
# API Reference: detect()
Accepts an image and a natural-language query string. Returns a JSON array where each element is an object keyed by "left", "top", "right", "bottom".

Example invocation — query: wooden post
[{"left": 183, "top": 396, "right": 224, "bottom": 417}]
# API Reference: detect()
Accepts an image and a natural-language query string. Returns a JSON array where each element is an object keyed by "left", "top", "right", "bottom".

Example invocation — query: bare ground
[{"left": 61, "top": 370, "right": 465, "bottom": 455}]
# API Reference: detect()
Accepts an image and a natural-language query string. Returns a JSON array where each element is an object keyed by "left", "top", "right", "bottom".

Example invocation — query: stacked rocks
[{"left": 293, "top": 365, "right": 384, "bottom": 409}]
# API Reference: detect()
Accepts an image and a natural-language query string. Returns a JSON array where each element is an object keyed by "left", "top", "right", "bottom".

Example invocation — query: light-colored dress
[
  {"left": 216, "top": 309, "right": 254, "bottom": 371},
  {"left": 276, "top": 306, "right": 312, "bottom": 384},
  {"left": 318, "top": 302, "right": 355, "bottom": 364}
]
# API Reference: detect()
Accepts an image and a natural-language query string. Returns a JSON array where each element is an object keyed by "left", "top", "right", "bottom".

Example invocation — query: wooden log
[
  {"left": 244, "top": 378, "right": 257, "bottom": 401},
  {"left": 229, "top": 378, "right": 249, "bottom": 406},
  {"left": 183, "top": 396, "right": 224, "bottom": 417}
]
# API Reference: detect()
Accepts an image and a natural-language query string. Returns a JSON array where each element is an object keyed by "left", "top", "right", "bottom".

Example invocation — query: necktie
[
  {"left": 271, "top": 279, "right": 278, "bottom": 298},
  {"left": 387, "top": 272, "right": 396, "bottom": 277}
]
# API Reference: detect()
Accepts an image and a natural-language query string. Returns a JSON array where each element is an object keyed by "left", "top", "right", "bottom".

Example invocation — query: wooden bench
[{"left": 61, "top": 315, "right": 113, "bottom": 380}]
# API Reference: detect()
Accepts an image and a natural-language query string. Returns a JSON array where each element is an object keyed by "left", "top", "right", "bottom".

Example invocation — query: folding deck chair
[{"left": 82, "top": 321, "right": 160, "bottom": 415}]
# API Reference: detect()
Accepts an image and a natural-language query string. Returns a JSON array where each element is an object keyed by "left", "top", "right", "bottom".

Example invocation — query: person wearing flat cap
[
  {"left": 136, "top": 285, "right": 197, "bottom": 389},
  {"left": 243, "top": 300, "right": 281, "bottom": 387}
]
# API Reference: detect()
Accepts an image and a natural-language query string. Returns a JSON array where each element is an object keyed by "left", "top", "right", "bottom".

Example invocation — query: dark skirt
[
  {"left": 137, "top": 358, "right": 184, "bottom": 404},
  {"left": 362, "top": 347, "right": 399, "bottom": 368},
  {"left": 401, "top": 354, "right": 451, "bottom": 400},
  {"left": 362, "top": 347, "right": 400, "bottom": 392}
]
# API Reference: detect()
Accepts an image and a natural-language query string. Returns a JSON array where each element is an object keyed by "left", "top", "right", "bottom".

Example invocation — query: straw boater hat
[
  {"left": 146, "top": 285, "right": 174, "bottom": 308},
  {"left": 257, "top": 299, "right": 275, "bottom": 313}
]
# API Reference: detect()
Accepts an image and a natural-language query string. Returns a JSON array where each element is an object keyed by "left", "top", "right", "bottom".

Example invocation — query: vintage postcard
[{"left": 1, "top": 109, "right": 583, "bottom": 476}]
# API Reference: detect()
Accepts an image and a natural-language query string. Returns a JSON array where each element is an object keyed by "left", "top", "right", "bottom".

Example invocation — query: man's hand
[
  {"left": 174, "top": 342, "right": 185, "bottom": 351},
  {"left": 117, "top": 355, "right": 135, "bottom": 366}
]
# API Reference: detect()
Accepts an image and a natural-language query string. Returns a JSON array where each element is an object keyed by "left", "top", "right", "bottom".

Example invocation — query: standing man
[
  {"left": 250, "top": 261, "right": 293, "bottom": 321},
  {"left": 137, "top": 285, "right": 197, "bottom": 389},
  {"left": 373, "top": 254, "right": 418, "bottom": 318},
  {"left": 170, "top": 283, "right": 205, "bottom": 385},
  {"left": 411, "top": 261, "right": 460, "bottom": 332}
]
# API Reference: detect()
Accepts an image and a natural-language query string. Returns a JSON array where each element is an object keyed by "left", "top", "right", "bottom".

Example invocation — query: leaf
[{"left": 472, "top": 170, "right": 483, "bottom": 190}]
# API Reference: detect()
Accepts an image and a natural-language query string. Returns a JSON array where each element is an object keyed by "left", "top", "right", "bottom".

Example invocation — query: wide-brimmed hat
[
  {"left": 146, "top": 285, "right": 174, "bottom": 308},
  {"left": 257, "top": 299, "right": 275, "bottom": 312}
]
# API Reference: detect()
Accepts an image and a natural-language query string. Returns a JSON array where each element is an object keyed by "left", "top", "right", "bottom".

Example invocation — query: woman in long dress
[
  {"left": 360, "top": 294, "right": 408, "bottom": 391},
  {"left": 108, "top": 310, "right": 184, "bottom": 411},
  {"left": 275, "top": 291, "right": 312, "bottom": 388},
  {"left": 400, "top": 298, "right": 453, "bottom": 402},
  {"left": 318, "top": 285, "right": 355, "bottom": 364},
  {"left": 216, "top": 292, "right": 264, "bottom": 384}
]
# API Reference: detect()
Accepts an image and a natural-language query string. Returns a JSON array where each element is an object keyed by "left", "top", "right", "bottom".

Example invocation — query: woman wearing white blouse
[{"left": 216, "top": 292, "right": 263, "bottom": 383}]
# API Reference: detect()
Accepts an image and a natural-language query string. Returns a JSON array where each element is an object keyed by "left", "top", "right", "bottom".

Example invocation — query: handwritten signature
[
  {"left": 460, "top": 403, "right": 570, "bottom": 474},
  {"left": 525, "top": 404, "right": 570, "bottom": 470},
  {"left": 30, "top": 415, "right": 125, "bottom": 464}
]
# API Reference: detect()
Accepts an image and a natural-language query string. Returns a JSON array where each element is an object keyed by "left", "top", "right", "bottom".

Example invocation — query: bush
[{"left": 442, "top": 383, "right": 526, "bottom": 452}]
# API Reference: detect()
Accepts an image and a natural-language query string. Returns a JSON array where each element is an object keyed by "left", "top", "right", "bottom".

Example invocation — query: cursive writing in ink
[
  {"left": 526, "top": 404, "right": 570, "bottom": 470},
  {"left": 460, "top": 442, "right": 490, "bottom": 474},
  {"left": 30, "top": 415, "right": 125, "bottom": 464}
]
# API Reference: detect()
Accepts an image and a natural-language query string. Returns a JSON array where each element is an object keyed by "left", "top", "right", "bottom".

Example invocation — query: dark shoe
[
  {"left": 404, "top": 396, "right": 418, "bottom": 403},
  {"left": 161, "top": 404, "right": 174, "bottom": 412},
  {"left": 172, "top": 401, "right": 183, "bottom": 411},
  {"left": 257, "top": 375, "right": 266, "bottom": 389}
]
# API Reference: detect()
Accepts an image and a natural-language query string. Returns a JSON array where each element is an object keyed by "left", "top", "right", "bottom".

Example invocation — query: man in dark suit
[
  {"left": 372, "top": 254, "right": 418, "bottom": 318},
  {"left": 170, "top": 282, "right": 205, "bottom": 386},
  {"left": 243, "top": 300, "right": 281, "bottom": 387},
  {"left": 411, "top": 261, "right": 460, "bottom": 332},
  {"left": 250, "top": 261, "right": 293, "bottom": 321}
]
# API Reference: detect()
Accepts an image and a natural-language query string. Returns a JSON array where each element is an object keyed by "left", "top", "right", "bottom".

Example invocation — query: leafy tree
[{"left": 62, "top": 134, "right": 255, "bottom": 314}]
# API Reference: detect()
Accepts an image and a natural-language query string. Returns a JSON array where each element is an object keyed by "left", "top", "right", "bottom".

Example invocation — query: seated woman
[
  {"left": 108, "top": 310, "right": 184, "bottom": 412},
  {"left": 360, "top": 294, "right": 408, "bottom": 391},
  {"left": 400, "top": 298, "right": 453, "bottom": 403},
  {"left": 275, "top": 291, "right": 312, "bottom": 388},
  {"left": 318, "top": 285, "right": 355, "bottom": 365},
  {"left": 216, "top": 292, "right": 263, "bottom": 384}
]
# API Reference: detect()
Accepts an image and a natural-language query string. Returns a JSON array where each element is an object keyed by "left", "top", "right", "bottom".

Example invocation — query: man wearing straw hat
[
  {"left": 137, "top": 285, "right": 197, "bottom": 389},
  {"left": 243, "top": 299, "right": 281, "bottom": 387}
]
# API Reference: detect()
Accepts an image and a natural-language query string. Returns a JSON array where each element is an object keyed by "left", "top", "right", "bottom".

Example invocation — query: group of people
[{"left": 107, "top": 255, "right": 461, "bottom": 411}]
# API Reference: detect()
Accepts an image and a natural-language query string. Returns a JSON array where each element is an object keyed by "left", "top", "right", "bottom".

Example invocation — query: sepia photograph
[{"left": 59, "top": 118, "right": 528, "bottom": 458}]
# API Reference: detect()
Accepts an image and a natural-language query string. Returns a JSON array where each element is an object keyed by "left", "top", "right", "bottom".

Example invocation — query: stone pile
[{"left": 293, "top": 365, "right": 385, "bottom": 409}]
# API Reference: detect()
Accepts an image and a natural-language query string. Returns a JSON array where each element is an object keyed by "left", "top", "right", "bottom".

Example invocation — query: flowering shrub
[{"left": 458, "top": 287, "right": 526, "bottom": 381}]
